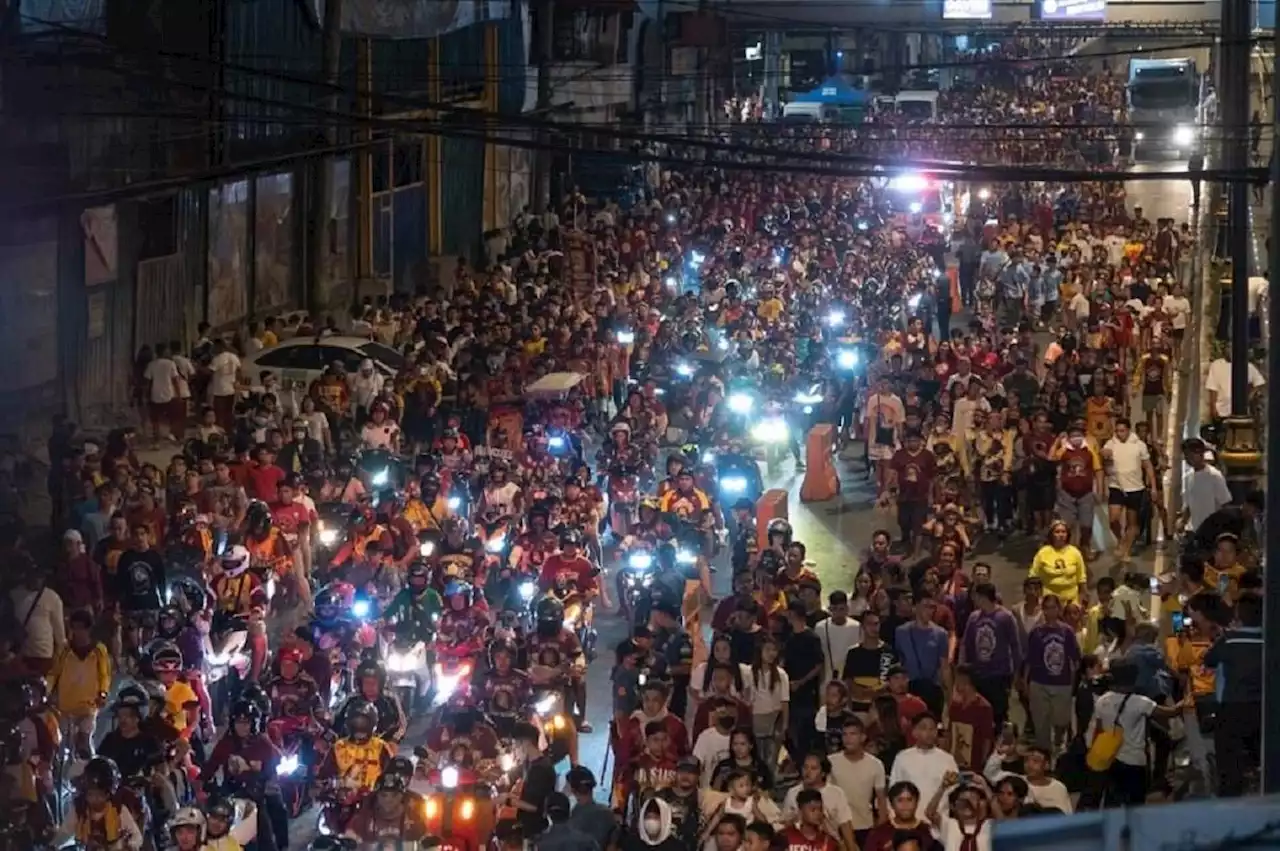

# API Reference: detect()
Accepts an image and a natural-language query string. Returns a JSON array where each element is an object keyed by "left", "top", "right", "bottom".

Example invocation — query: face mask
[
  {"left": 1070, "top": 436, "right": 1084, "bottom": 448},
  {"left": 644, "top": 818, "right": 662, "bottom": 836}
]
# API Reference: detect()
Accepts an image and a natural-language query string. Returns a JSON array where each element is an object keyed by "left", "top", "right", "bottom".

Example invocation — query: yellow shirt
[
  {"left": 1029, "top": 544, "right": 1087, "bottom": 605},
  {"left": 165, "top": 681, "right": 200, "bottom": 735},
  {"left": 1168, "top": 636, "right": 1215, "bottom": 696},
  {"left": 1204, "top": 563, "right": 1246, "bottom": 600},
  {"left": 261, "top": 331, "right": 279, "bottom": 348},
  {"left": 333, "top": 736, "right": 391, "bottom": 790},
  {"left": 49, "top": 643, "right": 112, "bottom": 715},
  {"left": 757, "top": 299, "right": 785, "bottom": 323}
]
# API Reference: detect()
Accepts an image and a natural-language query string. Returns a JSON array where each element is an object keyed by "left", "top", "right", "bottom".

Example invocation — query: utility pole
[
  {"left": 1217, "top": 0, "right": 1262, "bottom": 499},
  {"left": 1263, "top": 6, "right": 1280, "bottom": 798},
  {"left": 533, "top": 0, "right": 555, "bottom": 211},
  {"left": 306, "top": 0, "right": 344, "bottom": 313}
]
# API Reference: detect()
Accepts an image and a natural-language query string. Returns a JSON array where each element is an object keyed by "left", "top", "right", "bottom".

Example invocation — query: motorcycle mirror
[{"left": 590, "top": 566, "right": 602, "bottom": 577}]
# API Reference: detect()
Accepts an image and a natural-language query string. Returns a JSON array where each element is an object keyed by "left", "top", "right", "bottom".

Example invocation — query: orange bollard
[
  {"left": 755, "top": 488, "right": 789, "bottom": 552},
  {"left": 948, "top": 266, "right": 961, "bottom": 315},
  {"left": 800, "top": 425, "right": 840, "bottom": 502}
]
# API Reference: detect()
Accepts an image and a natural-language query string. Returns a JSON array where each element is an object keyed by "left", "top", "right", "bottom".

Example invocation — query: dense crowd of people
[{"left": 0, "top": 26, "right": 1264, "bottom": 851}]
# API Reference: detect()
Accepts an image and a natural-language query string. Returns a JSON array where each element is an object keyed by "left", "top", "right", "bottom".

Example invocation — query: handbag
[
  {"left": 1085, "top": 693, "right": 1132, "bottom": 771},
  {"left": 873, "top": 403, "right": 895, "bottom": 446}
]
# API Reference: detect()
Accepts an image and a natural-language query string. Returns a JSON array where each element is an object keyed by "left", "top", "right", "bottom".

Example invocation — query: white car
[{"left": 244, "top": 335, "right": 405, "bottom": 389}]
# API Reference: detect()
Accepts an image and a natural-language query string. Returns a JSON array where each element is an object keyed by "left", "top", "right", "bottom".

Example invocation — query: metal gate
[
  {"left": 135, "top": 254, "right": 189, "bottom": 352},
  {"left": 74, "top": 280, "right": 135, "bottom": 427}
]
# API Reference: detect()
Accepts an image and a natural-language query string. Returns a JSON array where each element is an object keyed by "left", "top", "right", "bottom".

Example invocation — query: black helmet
[
  {"left": 666, "top": 454, "right": 687, "bottom": 472},
  {"left": 387, "top": 755, "right": 416, "bottom": 781},
  {"left": 244, "top": 500, "right": 273, "bottom": 536},
  {"left": 314, "top": 584, "right": 344, "bottom": 621},
  {"left": 112, "top": 683, "right": 149, "bottom": 717},
  {"left": 355, "top": 659, "right": 386, "bottom": 689},
  {"left": 406, "top": 560, "right": 430, "bottom": 590},
  {"left": 420, "top": 472, "right": 442, "bottom": 493},
  {"left": 157, "top": 605, "right": 184, "bottom": 639},
  {"left": 375, "top": 770, "right": 409, "bottom": 794},
  {"left": 535, "top": 596, "right": 565, "bottom": 627},
  {"left": 205, "top": 796, "right": 236, "bottom": 824},
  {"left": 83, "top": 756, "right": 121, "bottom": 794},
  {"left": 241, "top": 683, "right": 271, "bottom": 717},
  {"left": 229, "top": 699, "right": 264, "bottom": 736},
  {"left": 344, "top": 698, "right": 379, "bottom": 740},
  {"left": 766, "top": 517, "right": 792, "bottom": 543},
  {"left": 169, "top": 575, "right": 208, "bottom": 614},
  {"left": 559, "top": 528, "right": 583, "bottom": 548}
]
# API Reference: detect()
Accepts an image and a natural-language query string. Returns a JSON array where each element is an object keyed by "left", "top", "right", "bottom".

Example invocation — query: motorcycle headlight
[
  {"left": 441, "top": 766, "right": 459, "bottom": 789},
  {"left": 500, "top": 753, "right": 516, "bottom": 772},
  {"left": 352, "top": 599, "right": 371, "bottom": 619},
  {"left": 448, "top": 496, "right": 461, "bottom": 510},
  {"left": 977, "top": 187, "right": 991, "bottom": 200},
  {"left": 519, "top": 581, "right": 536, "bottom": 600},
  {"left": 677, "top": 549, "right": 697, "bottom": 565},
  {"left": 617, "top": 330, "right": 635, "bottom": 345},
  {"left": 908, "top": 293, "right": 923, "bottom": 311},
  {"left": 837, "top": 350, "right": 859, "bottom": 370},
  {"left": 628, "top": 552, "right": 653, "bottom": 570},
  {"left": 1173, "top": 124, "right": 1194, "bottom": 147},
  {"left": 318, "top": 527, "right": 338, "bottom": 547},
  {"left": 486, "top": 537, "right": 505, "bottom": 553},
  {"left": 701, "top": 451, "right": 716, "bottom": 465},
  {"left": 549, "top": 436, "right": 566, "bottom": 450},
  {"left": 721, "top": 476, "right": 748, "bottom": 494},
  {"left": 372, "top": 469, "right": 389, "bottom": 486},
  {"left": 665, "top": 276, "right": 677, "bottom": 289},
  {"left": 909, "top": 202, "right": 922, "bottom": 215},
  {"left": 717, "top": 337, "right": 730, "bottom": 351},
  {"left": 676, "top": 362, "right": 694, "bottom": 378},
  {"left": 751, "top": 418, "right": 789, "bottom": 443},
  {"left": 388, "top": 652, "right": 416, "bottom": 672},
  {"left": 793, "top": 392, "right": 824, "bottom": 405},
  {"left": 420, "top": 541, "right": 436, "bottom": 557},
  {"left": 277, "top": 754, "right": 299, "bottom": 776},
  {"left": 535, "top": 695, "right": 557, "bottom": 715},
  {"left": 728, "top": 393, "right": 754, "bottom": 415},
  {"left": 826, "top": 310, "right": 845, "bottom": 328}
]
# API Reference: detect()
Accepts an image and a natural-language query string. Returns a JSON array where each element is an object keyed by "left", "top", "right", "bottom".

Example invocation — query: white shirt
[
  {"left": 781, "top": 782, "right": 854, "bottom": 836},
  {"left": 1070, "top": 291, "right": 1091, "bottom": 320},
  {"left": 1184, "top": 465, "right": 1232, "bottom": 530},
  {"left": 172, "top": 354, "right": 194, "bottom": 399},
  {"left": 814, "top": 617, "right": 862, "bottom": 685},
  {"left": 1163, "top": 295, "right": 1191, "bottom": 329},
  {"left": 740, "top": 664, "right": 790, "bottom": 715},
  {"left": 210, "top": 351, "right": 241, "bottom": 397},
  {"left": 940, "top": 816, "right": 992, "bottom": 851},
  {"left": 1248, "top": 276, "right": 1269, "bottom": 315},
  {"left": 10, "top": 586, "right": 65, "bottom": 660},
  {"left": 349, "top": 372, "right": 386, "bottom": 410},
  {"left": 1087, "top": 691, "right": 1156, "bottom": 766},
  {"left": 144, "top": 357, "right": 179, "bottom": 404},
  {"left": 1102, "top": 434, "right": 1149, "bottom": 493},
  {"left": 952, "top": 396, "right": 991, "bottom": 439},
  {"left": 828, "top": 751, "right": 886, "bottom": 830},
  {"left": 692, "top": 728, "right": 731, "bottom": 788},
  {"left": 1205, "top": 358, "right": 1266, "bottom": 418},
  {"left": 889, "top": 746, "right": 959, "bottom": 820},
  {"left": 1026, "top": 777, "right": 1074, "bottom": 813}
]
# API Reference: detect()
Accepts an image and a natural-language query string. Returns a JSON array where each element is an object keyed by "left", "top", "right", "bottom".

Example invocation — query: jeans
[
  {"left": 973, "top": 673, "right": 1013, "bottom": 734},
  {"left": 1183, "top": 699, "right": 1216, "bottom": 794},
  {"left": 1215, "top": 701, "right": 1261, "bottom": 796},
  {"left": 979, "top": 481, "right": 1012, "bottom": 527}
]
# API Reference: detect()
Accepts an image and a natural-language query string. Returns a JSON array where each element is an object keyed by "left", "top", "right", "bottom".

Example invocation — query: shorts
[
  {"left": 1028, "top": 480, "right": 1056, "bottom": 512},
  {"left": 1108, "top": 488, "right": 1144, "bottom": 513},
  {"left": 897, "top": 500, "right": 929, "bottom": 537},
  {"left": 869, "top": 443, "right": 896, "bottom": 462},
  {"left": 1056, "top": 490, "right": 1095, "bottom": 528},
  {"left": 1142, "top": 395, "right": 1166, "bottom": 415}
]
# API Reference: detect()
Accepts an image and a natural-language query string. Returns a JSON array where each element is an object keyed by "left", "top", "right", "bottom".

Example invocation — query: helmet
[
  {"left": 141, "top": 680, "right": 168, "bottom": 708},
  {"left": 387, "top": 755, "right": 416, "bottom": 781},
  {"left": 640, "top": 497, "right": 660, "bottom": 513},
  {"left": 314, "top": 584, "right": 345, "bottom": 622},
  {"left": 205, "top": 797, "right": 236, "bottom": 824},
  {"left": 609, "top": 421, "right": 631, "bottom": 436},
  {"left": 766, "top": 518, "right": 793, "bottom": 543},
  {"left": 559, "top": 528, "right": 583, "bottom": 548},
  {"left": 220, "top": 544, "right": 252, "bottom": 577},
  {"left": 535, "top": 596, "right": 565, "bottom": 627},
  {"left": 169, "top": 807, "right": 206, "bottom": 837},
  {"left": 355, "top": 659, "right": 386, "bottom": 688},
  {"left": 244, "top": 500, "right": 273, "bottom": 537},
  {"left": 443, "top": 580, "right": 473, "bottom": 609},
  {"left": 375, "top": 770, "right": 409, "bottom": 793},
  {"left": 83, "top": 756, "right": 121, "bottom": 794},
  {"left": 229, "top": 699, "right": 264, "bottom": 736},
  {"left": 442, "top": 427, "right": 460, "bottom": 440},
  {"left": 344, "top": 698, "right": 379, "bottom": 740},
  {"left": 666, "top": 454, "right": 687, "bottom": 472},
  {"left": 147, "top": 639, "right": 184, "bottom": 676},
  {"left": 406, "top": 560, "right": 430, "bottom": 590},
  {"left": 169, "top": 575, "right": 208, "bottom": 613},
  {"left": 241, "top": 683, "right": 271, "bottom": 716},
  {"left": 421, "top": 472, "right": 442, "bottom": 493},
  {"left": 157, "top": 605, "right": 184, "bottom": 638},
  {"left": 112, "top": 684, "right": 149, "bottom": 717}
]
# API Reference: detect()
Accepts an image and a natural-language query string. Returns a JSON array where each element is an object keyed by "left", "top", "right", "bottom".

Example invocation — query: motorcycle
[
  {"left": 554, "top": 581, "right": 598, "bottom": 663},
  {"left": 616, "top": 547, "right": 656, "bottom": 624},
  {"left": 606, "top": 466, "right": 640, "bottom": 538},
  {"left": 207, "top": 613, "right": 251, "bottom": 724},
  {"left": 383, "top": 628, "right": 432, "bottom": 713},
  {"left": 421, "top": 765, "right": 497, "bottom": 851},
  {"left": 316, "top": 780, "right": 369, "bottom": 837},
  {"left": 356, "top": 448, "right": 407, "bottom": 492},
  {"left": 313, "top": 501, "right": 351, "bottom": 570},
  {"left": 529, "top": 688, "right": 574, "bottom": 763},
  {"left": 272, "top": 721, "right": 321, "bottom": 818},
  {"left": 431, "top": 645, "right": 477, "bottom": 708}
]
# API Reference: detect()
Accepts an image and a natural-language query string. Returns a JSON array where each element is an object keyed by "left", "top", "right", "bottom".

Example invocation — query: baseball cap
[
  {"left": 677, "top": 756, "right": 700, "bottom": 774},
  {"left": 566, "top": 765, "right": 597, "bottom": 791},
  {"left": 545, "top": 791, "right": 571, "bottom": 818}
]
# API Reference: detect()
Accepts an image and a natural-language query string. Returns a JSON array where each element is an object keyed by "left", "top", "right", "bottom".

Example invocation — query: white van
[
  {"left": 781, "top": 101, "right": 830, "bottom": 122},
  {"left": 894, "top": 90, "right": 939, "bottom": 121}
]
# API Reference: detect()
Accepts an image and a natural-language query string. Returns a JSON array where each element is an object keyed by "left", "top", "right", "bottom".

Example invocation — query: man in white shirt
[
  {"left": 828, "top": 717, "right": 887, "bottom": 838},
  {"left": 1103, "top": 419, "right": 1155, "bottom": 563},
  {"left": 10, "top": 566, "right": 66, "bottom": 674},
  {"left": 209, "top": 340, "right": 242, "bottom": 431},
  {"left": 814, "top": 592, "right": 862, "bottom": 687},
  {"left": 1205, "top": 356, "right": 1266, "bottom": 420},
  {"left": 1163, "top": 284, "right": 1191, "bottom": 342},
  {"left": 888, "top": 713, "right": 959, "bottom": 825},
  {"left": 1181, "top": 437, "right": 1232, "bottom": 532},
  {"left": 143, "top": 342, "right": 180, "bottom": 443},
  {"left": 781, "top": 753, "right": 857, "bottom": 851}
]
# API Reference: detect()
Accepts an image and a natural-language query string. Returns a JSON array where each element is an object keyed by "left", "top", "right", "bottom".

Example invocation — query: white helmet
[
  {"left": 220, "top": 544, "right": 252, "bottom": 577},
  {"left": 169, "top": 807, "right": 205, "bottom": 838}
]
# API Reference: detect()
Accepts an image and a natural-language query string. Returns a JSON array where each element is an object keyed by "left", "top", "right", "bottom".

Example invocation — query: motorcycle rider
[
  {"left": 509, "top": 504, "right": 557, "bottom": 576},
  {"left": 317, "top": 698, "right": 392, "bottom": 792},
  {"left": 518, "top": 428, "right": 558, "bottom": 485},
  {"left": 54, "top": 756, "right": 145, "bottom": 851},
  {"left": 210, "top": 544, "right": 269, "bottom": 682},
  {"left": 189, "top": 796, "right": 258, "bottom": 851},
  {"left": 382, "top": 559, "right": 444, "bottom": 639},
  {"left": 270, "top": 474, "right": 315, "bottom": 598},
  {"left": 423, "top": 701, "right": 501, "bottom": 763},
  {"left": 656, "top": 454, "right": 689, "bottom": 500},
  {"left": 538, "top": 529, "right": 599, "bottom": 604},
  {"left": 360, "top": 400, "right": 401, "bottom": 452},
  {"left": 114, "top": 521, "right": 167, "bottom": 665},
  {"left": 263, "top": 646, "right": 321, "bottom": 739},
  {"left": 436, "top": 580, "right": 489, "bottom": 652},
  {"left": 166, "top": 806, "right": 207, "bottom": 851},
  {"left": 155, "top": 603, "right": 212, "bottom": 739},
  {"left": 728, "top": 498, "right": 759, "bottom": 576},
  {"left": 375, "top": 489, "right": 419, "bottom": 570},
  {"left": 404, "top": 472, "right": 450, "bottom": 534},
  {"left": 598, "top": 421, "right": 645, "bottom": 472},
  {"left": 528, "top": 597, "right": 591, "bottom": 733},
  {"left": 478, "top": 641, "right": 533, "bottom": 725},
  {"left": 241, "top": 500, "right": 297, "bottom": 606},
  {"left": 334, "top": 660, "right": 407, "bottom": 745},
  {"left": 438, "top": 427, "right": 472, "bottom": 473},
  {"left": 330, "top": 500, "right": 394, "bottom": 572},
  {"left": 97, "top": 685, "right": 165, "bottom": 780},
  {"left": 657, "top": 468, "right": 713, "bottom": 529},
  {"left": 343, "top": 770, "right": 430, "bottom": 844},
  {"left": 204, "top": 699, "right": 288, "bottom": 851},
  {"left": 479, "top": 461, "right": 523, "bottom": 520},
  {"left": 147, "top": 640, "right": 200, "bottom": 742}
]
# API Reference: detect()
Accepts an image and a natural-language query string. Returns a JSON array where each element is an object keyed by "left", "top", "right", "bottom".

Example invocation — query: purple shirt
[
  {"left": 962, "top": 607, "right": 1022, "bottom": 678},
  {"left": 1025, "top": 621, "right": 1081, "bottom": 687}
]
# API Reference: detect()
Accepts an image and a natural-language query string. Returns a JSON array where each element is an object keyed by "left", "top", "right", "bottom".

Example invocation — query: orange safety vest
[
  {"left": 247, "top": 529, "right": 291, "bottom": 576},
  {"left": 352, "top": 525, "right": 388, "bottom": 560}
]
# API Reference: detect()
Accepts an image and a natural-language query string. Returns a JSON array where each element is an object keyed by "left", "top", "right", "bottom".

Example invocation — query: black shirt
[
  {"left": 783, "top": 627, "right": 824, "bottom": 707},
  {"left": 518, "top": 755, "right": 558, "bottom": 835},
  {"left": 1203, "top": 626, "right": 1263, "bottom": 704},
  {"left": 97, "top": 729, "right": 162, "bottom": 779},
  {"left": 841, "top": 643, "right": 901, "bottom": 709},
  {"left": 114, "top": 549, "right": 166, "bottom": 612}
]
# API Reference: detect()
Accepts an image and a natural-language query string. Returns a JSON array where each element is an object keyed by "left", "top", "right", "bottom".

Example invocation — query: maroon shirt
[
  {"left": 946, "top": 693, "right": 995, "bottom": 773},
  {"left": 891, "top": 448, "right": 937, "bottom": 504}
]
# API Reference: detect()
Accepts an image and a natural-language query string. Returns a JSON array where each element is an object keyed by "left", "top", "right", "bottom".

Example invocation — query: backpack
[{"left": 1085, "top": 693, "right": 1132, "bottom": 772}]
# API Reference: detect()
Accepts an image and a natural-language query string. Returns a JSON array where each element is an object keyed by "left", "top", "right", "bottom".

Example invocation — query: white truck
[{"left": 1127, "top": 57, "right": 1200, "bottom": 160}]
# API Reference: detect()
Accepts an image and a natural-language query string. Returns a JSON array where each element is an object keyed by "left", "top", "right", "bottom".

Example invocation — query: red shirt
[
  {"left": 891, "top": 449, "right": 936, "bottom": 504},
  {"left": 893, "top": 693, "right": 929, "bottom": 743},
  {"left": 947, "top": 693, "right": 995, "bottom": 772},
  {"left": 271, "top": 501, "right": 311, "bottom": 546},
  {"left": 862, "top": 822, "right": 934, "bottom": 851},
  {"left": 782, "top": 825, "right": 841, "bottom": 851},
  {"left": 247, "top": 464, "right": 286, "bottom": 503},
  {"left": 537, "top": 554, "right": 597, "bottom": 594}
]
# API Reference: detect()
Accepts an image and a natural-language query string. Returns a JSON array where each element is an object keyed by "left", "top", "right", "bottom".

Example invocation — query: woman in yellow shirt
[{"left": 1029, "top": 520, "right": 1088, "bottom": 608}]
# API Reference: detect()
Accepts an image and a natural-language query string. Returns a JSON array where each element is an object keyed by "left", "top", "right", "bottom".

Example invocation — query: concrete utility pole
[
  {"left": 306, "top": 0, "right": 344, "bottom": 312},
  {"left": 763, "top": 30, "right": 781, "bottom": 120},
  {"left": 1264, "top": 9, "right": 1280, "bottom": 798},
  {"left": 533, "top": 0, "right": 555, "bottom": 211},
  {"left": 1217, "top": 0, "right": 1262, "bottom": 499}
]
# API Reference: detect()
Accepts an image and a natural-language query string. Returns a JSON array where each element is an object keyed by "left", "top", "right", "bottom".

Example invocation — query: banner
[
  {"left": 1039, "top": 0, "right": 1106, "bottom": 20},
  {"left": 942, "top": 0, "right": 992, "bottom": 19},
  {"left": 309, "top": 0, "right": 510, "bottom": 38},
  {"left": 19, "top": 0, "right": 105, "bottom": 33}
]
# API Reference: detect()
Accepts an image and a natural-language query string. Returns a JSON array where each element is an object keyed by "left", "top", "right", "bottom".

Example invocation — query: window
[
  {"left": 255, "top": 347, "right": 306, "bottom": 368},
  {"left": 394, "top": 139, "right": 424, "bottom": 187},
  {"left": 324, "top": 346, "right": 368, "bottom": 374},
  {"left": 287, "top": 347, "right": 332, "bottom": 371},
  {"left": 360, "top": 342, "right": 406, "bottom": 369}
]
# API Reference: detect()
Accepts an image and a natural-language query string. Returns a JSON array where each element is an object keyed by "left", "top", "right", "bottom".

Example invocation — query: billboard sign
[
  {"left": 942, "top": 0, "right": 993, "bottom": 19},
  {"left": 1039, "top": 0, "right": 1107, "bottom": 20}
]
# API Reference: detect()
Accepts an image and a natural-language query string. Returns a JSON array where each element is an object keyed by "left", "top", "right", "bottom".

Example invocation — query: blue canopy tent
[{"left": 783, "top": 78, "right": 869, "bottom": 123}]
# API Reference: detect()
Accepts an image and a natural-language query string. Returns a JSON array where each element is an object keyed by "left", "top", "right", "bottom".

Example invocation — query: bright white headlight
[
  {"left": 728, "top": 393, "right": 754, "bottom": 414},
  {"left": 629, "top": 552, "right": 653, "bottom": 570},
  {"left": 701, "top": 451, "right": 716, "bottom": 465},
  {"left": 677, "top": 549, "right": 697, "bottom": 565},
  {"left": 617, "top": 331, "right": 635, "bottom": 345},
  {"left": 441, "top": 766, "right": 459, "bottom": 789},
  {"left": 486, "top": 537, "right": 505, "bottom": 553},
  {"left": 277, "top": 753, "right": 299, "bottom": 776},
  {"left": 500, "top": 753, "right": 515, "bottom": 772},
  {"left": 722, "top": 476, "right": 748, "bottom": 493},
  {"left": 352, "top": 599, "right": 371, "bottom": 619},
  {"left": 519, "top": 581, "right": 536, "bottom": 600},
  {"left": 676, "top": 362, "right": 694, "bottom": 377},
  {"left": 419, "top": 541, "right": 435, "bottom": 557},
  {"left": 318, "top": 528, "right": 338, "bottom": 547},
  {"left": 448, "top": 496, "right": 461, "bottom": 510},
  {"left": 908, "top": 294, "right": 922, "bottom": 311},
  {"left": 372, "top": 469, "right": 389, "bottom": 486},
  {"left": 826, "top": 310, "right": 845, "bottom": 327},
  {"left": 535, "top": 695, "right": 557, "bottom": 715},
  {"left": 1173, "top": 125, "right": 1194, "bottom": 147},
  {"left": 751, "top": 418, "right": 789, "bottom": 443},
  {"left": 838, "top": 350, "right": 858, "bottom": 370}
]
